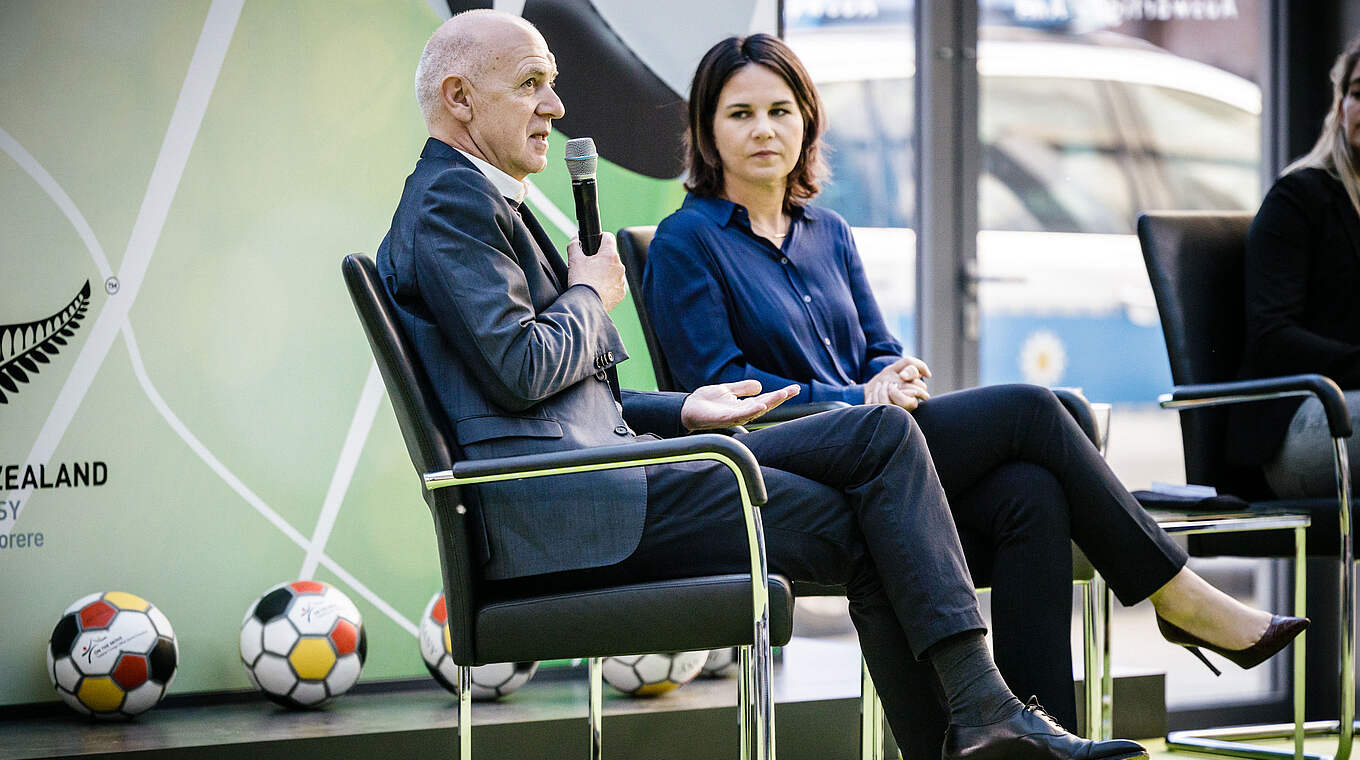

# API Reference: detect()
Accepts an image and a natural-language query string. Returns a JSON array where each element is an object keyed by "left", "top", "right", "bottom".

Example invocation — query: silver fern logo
[{"left": 0, "top": 281, "right": 91, "bottom": 404}]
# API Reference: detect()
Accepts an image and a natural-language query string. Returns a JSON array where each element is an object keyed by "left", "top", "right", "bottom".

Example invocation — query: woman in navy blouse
[{"left": 644, "top": 33, "right": 1304, "bottom": 755}]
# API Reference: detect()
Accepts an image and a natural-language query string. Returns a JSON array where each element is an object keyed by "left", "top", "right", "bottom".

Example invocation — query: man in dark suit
[{"left": 376, "top": 10, "right": 1146, "bottom": 759}]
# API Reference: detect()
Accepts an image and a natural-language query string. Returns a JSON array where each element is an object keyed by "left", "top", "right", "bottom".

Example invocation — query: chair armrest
[
  {"left": 424, "top": 433, "right": 767, "bottom": 504},
  {"left": 1159, "top": 373, "right": 1351, "bottom": 439},
  {"left": 749, "top": 400, "right": 850, "bottom": 427},
  {"left": 424, "top": 434, "right": 775, "bottom": 627}
]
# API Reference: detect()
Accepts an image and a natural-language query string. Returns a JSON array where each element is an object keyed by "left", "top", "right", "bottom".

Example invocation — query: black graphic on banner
[
  {"left": 445, "top": 0, "right": 688, "bottom": 179},
  {"left": 0, "top": 281, "right": 91, "bottom": 404}
]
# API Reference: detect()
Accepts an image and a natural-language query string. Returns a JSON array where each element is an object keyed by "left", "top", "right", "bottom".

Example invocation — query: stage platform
[{"left": 0, "top": 637, "right": 1164, "bottom": 760}]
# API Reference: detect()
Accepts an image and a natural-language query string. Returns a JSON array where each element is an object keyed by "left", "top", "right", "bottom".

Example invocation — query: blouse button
[
  {"left": 613, "top": 425, "right": 629, "bottom": 436},
  {"left": 780, "top": 257, "right": 789, "bottom": 264},
  {"left": 802, "top": 295, "right": 812, "bottom": 303},
  {"left": 823, "top": 338, "right": 831, "bottom": 346}
]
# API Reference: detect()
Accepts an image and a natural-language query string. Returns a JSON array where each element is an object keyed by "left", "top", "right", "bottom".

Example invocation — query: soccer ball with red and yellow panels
[
  {"left": 239, "top": 580, "right": 366, "bottom": 709},
  {"left": 47, "top": 591, "right": 178, "bottom": 718},
  {"left": 418, "top": 590, "right": 538, "bottom": 700}
]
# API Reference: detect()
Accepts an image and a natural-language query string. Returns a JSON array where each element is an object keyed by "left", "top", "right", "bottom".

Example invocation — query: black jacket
[{"left": 1226, "top": 167, "right": 1360, "bottom": 467}]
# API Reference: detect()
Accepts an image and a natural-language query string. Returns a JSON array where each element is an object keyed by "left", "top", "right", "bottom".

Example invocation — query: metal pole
[
  {"left": 1296, "top": 524, "right": 1307, "bottom": 759},
  {"left": 860, "top": 661, "right": 883, "bottom": 760},
  {"left": 589, "top": 657, "right": 603, "bottom": 760},
  {"left": 1082, "top": 577, "right": 1101, "bottom": 739},
  {"left": 458, "top": 665, "right": 472, "bottom": 760},
  {"left": 1334, "top": 439, "right": 1353, "bottom": 760},
  {"left": 740, "top": 645, "right": 752, "bottom": 760}
]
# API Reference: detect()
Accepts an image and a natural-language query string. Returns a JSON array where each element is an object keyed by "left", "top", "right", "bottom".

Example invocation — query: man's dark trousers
[{"left": 490, "top": 403, "right": 984, "bottom": 745}]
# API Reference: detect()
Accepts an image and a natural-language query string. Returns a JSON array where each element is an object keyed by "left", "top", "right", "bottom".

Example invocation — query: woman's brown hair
[{"left": 683, "top": 34, "right": 827, "bottom": 211}]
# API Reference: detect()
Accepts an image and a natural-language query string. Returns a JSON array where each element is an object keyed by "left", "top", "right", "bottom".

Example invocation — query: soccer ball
[
  {"left": 601, "top": 651, "right": 706, "bottom": 696},
  {"left": 47, "top": 591, "right": 178, "bottom": 718},
  {"left": 239, "top": 581, "right": 366, "bottom": 708},
  {"left": 700, "top": 647, "right": 739, "bottom": 677},
  {"left": 418, "top": 590, "right": 538, "bottom": 700}
]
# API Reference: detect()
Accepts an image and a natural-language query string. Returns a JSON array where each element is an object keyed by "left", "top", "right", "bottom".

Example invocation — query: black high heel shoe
[{"left": 1155, "top": 614, "right": 1308, "bottom": 676}]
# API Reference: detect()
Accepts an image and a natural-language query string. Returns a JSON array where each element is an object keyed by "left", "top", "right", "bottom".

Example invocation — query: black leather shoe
[
  {"left": 943, "top": 698, "right": 1148, "bottom": 759},
  {"left": 1157, "top": 614, "right": 1308, "bottom": 676}
]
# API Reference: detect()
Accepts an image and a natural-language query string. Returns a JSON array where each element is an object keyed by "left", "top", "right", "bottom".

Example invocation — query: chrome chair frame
[
  {"left": 424, "top": 435, "right": 778, "bottom": 760},
  {"left": 1154, "top": 383, "right": 1347, "bottom": 760},
  {"left": 1087, "top": 385, "right": 1348, "bottom": 758},
  {"left": 1134, "top": 211, "right": 1356, "bottom": 758},
  {"left": 1090, "top": 506, "right": 1312, "bottom": 757}
]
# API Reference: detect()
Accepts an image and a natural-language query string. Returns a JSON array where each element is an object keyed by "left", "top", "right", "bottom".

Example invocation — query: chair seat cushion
[{"left": 475, "top": 574, "right": 794, "bottom": 664}]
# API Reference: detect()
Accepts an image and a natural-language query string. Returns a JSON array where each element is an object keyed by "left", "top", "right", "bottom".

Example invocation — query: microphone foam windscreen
[{"left": 564, "top": 137, "right": 598, "bottom": 181}]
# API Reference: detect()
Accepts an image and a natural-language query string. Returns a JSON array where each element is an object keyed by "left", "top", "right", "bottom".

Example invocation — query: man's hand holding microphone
[{"left": 567, "top": 231, "right": 626, "bottom": 311}]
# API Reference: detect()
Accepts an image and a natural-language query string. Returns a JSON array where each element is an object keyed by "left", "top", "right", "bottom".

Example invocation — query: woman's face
[
  {"left": 1343, "top": 63, "right": 1360, "bottom": 155},
  {"left": 711, "top": 64, "right": 805, "bottom": 194}
]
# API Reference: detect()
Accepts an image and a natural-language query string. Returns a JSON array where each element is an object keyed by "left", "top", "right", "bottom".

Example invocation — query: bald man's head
[
  {"left": 413, "top": 9, "right": 564, "bottom": 179},
  {"left": 415, "top": 10, "right": 543, "bottom": 127}
]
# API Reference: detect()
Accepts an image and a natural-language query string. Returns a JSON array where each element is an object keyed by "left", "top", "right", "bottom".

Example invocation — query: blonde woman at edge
[{"left": 1229, "top": 34, "right": 1360, "bottom": 498}]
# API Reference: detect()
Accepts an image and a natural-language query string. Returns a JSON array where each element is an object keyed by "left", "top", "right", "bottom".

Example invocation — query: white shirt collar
[{"left": 456, "top": 149, "right": 528, "bottom": 205}]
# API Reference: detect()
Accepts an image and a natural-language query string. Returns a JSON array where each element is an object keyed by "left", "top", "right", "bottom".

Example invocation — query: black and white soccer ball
[
  {"left": 601, "top": 651, "right": 707, "bottom": 696},
  {"left": 239, "top": 581, "right": 366, "bottom": 709},
  {"left": 47, "top": 591, "right": 178, "bottom": 718},
  {"left": 418, "top": 590, "right": 538, "bottom": 700},
  {"left": 700, "top": 647, "right": 739, "bottom": 677}
]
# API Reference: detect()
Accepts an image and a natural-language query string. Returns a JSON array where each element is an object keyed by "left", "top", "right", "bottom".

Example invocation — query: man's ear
[{"left": 442, "top": 75, "right": 473, "bottom": 123}]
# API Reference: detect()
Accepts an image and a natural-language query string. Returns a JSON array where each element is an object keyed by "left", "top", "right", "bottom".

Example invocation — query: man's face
[{"left": 465, "top": 25, "right": 564, "bottom": 180}]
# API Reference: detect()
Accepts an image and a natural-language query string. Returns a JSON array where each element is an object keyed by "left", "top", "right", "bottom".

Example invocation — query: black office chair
[
  {"left": 617, "top": 225, "right": 1109, "bottom": 747},
  {"left": 1138, "top": 211, "right": 1354, "bottom": 758},
  {"left": 342, "top": 254, "right": 794, "bottom": 760}
]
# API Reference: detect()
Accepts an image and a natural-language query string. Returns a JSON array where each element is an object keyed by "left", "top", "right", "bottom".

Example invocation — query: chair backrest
[
  {"left": 617, "top": 225, "right": 681, "bottom": 392},
  {"left": 1137, "top": 211, "right": 1271, "bottom": 497},
  {"left": 340, "top": 253, "right": 479, "bottom": 662}
]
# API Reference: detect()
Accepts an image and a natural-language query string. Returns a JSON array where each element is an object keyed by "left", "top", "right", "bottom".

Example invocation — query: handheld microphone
[{"left": 564, "top": 137, "right": 602, "bottom": 255}]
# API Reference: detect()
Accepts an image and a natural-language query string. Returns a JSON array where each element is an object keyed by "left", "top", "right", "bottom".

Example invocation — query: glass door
[{"left": 975, "top": 0, "right": 1271, "bottom": 714}]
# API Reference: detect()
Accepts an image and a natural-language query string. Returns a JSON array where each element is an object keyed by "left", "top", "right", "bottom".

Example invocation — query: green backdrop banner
[{"left": 0, "top": 0, "right": 770, "bottom": 707}]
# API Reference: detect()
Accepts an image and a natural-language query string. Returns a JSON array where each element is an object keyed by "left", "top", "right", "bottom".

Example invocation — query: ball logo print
[
  {"left": 296, "top": 601, "right": 339, "bottom": 625},
  {"left": 239, "top": 581, "right": 366, "bottom": 709},
  {"left": 80, "top": 632, "right": 150, "bottom": 666},
  {"left": 80, "top": 636, "right": 108, "bottom": 664},
  {"left": 417, "top": 591, "right": 538, "bottom": 700},
  {"left": 46, "top": 591, "right": 178, "bottom": 718}
]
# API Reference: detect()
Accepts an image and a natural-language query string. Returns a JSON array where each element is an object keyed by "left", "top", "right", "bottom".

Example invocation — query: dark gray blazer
[
  {"left": 1227, "top": 167, "right": 1360, "bottom": 466},
  {"left": 376, "top": 139, "right": 687, "bottom": 580}
]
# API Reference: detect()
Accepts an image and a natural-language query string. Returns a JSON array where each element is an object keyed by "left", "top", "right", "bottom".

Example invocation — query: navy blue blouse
[{"left": 644, "top": 194, "right": 904, "bottom": 404}]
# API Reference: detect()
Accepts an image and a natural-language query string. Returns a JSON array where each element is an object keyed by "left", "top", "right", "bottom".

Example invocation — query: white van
[{"left": 788, "top": 26, "right": 1260, "bottom": 401}]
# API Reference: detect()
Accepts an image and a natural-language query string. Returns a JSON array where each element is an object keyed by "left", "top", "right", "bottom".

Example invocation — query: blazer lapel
[{"left": 516, "top": 202, "right": 567, "bottom": 290}]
